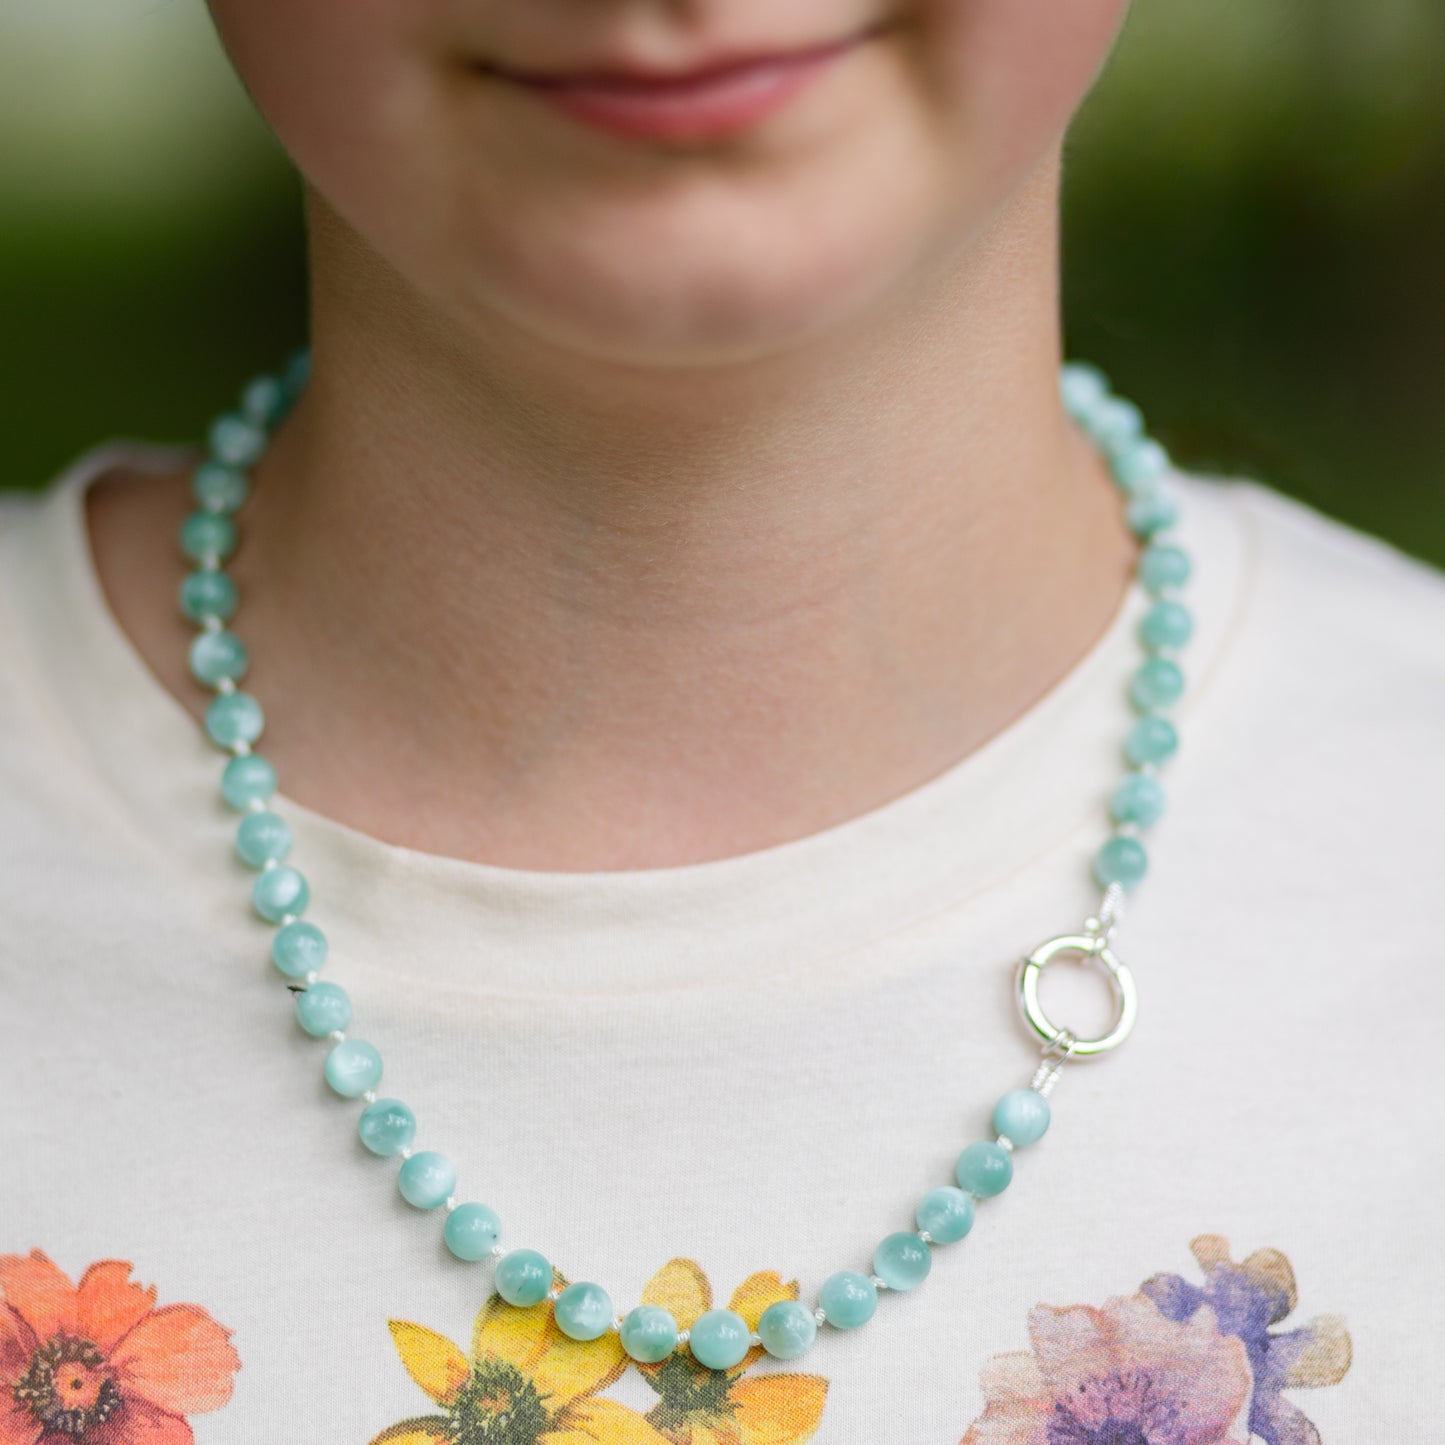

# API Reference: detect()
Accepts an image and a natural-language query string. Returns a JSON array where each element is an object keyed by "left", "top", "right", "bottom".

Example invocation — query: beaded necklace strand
[{"left": 177, "top": 351, "right": 1190, "bottom": 1370}]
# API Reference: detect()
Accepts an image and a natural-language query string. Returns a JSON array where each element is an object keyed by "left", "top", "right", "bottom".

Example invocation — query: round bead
[
  {"left": 282, "top": 348, "right": 312, "bottom": 401},
  {"left": 818, "top": 1271, "right": 877, "bottom": 1330},
  {"left": 221, "top": 753, "right": 277, "bottom": 810},
  {"left": 1109, "top": 773, "right": 1166, "bottom": 830},
  {"left": 993, "top": 1088, "right": 1051, "bottom": 1146},
  {"left": 295, "top": 981, "right": 350, "bottom": 1037},
  {"left": 205, "top": 692, "right": 264, "bottom": 748},
  {"left": 1129, "top": 657, "right": 1185, "bottom": 713},
  {"left": 689, "top": 1309, "right": 751, "bottom": 1370},
  {"left": 955, "top": 1141, "right": 1014, "bottom": 1198},
  {"left": 192, "top": 459, "right": 251, "bottom": 513},
  {"left": 1125, "top": 715, "right": 1179, "bottom": 767},
  {"left": 494, "top": 1249, "right": 552, "bottom": 1307},
  {"left": 1139, "top": 542, "right": 1192, "bottom": 595},
  {"left": 271, "top": 919, "right": 327, "bottom": 978},
  {"left": 873, "top": 1232, "right": 931, "bottom": 1291},
  {"left": 1059, "top": 362, "right": 1109, "bottom": 419},
  {"left": 189, "top": 630, "right": 249, "bottom": 686},
  {"left": 325, "top": 1039, "right": 382, "bottom": 1098},
  {"left": 358, "top": 1097, "right": 416, "bottom": 1156},
  {"left": 1094, "top": 834, "right": 1149, "bottom": 890},
  {"left": 553, "top": 1283, "right": 613, "bottom": 1342},
  {"left": 208, "top": 413, "right": 267, "bottom": 469},
  {"left": 252, "top": 865, "right": 309, "bottom": 922},
  {"left": 915, "top": 1186, "right": 975, "bottom": 1244},
  {"left": 758, "top": 1300, "right": 817, "bottom": 1360},
  {"left": 1125, "top": 488, "right": 1179, "bottom": 539},
  {"left": 179, "top": 511, "right": 237, "bottom": 564},
  {"left": 1087, "top": 397, "right": 1144, "bottom": 453},
  {"left": 1139, "top": 600, "right": 1194, "bottom": 653},
  {"left": 444, "top": 1203, "right": 502, "bottom": 1261},
  {"left": 1110, "top": 437, "right": 1170, "bottom": 495},
  {"left": 241, "top": 374, "right": 287, "bottom": 428},
  {"left": 236, "top": 810, "right": 292, "bottom": 867},
  {"left": 398, "top": 1151, "right": 457, "bottom": 1210},
  {"left": 620, "top": 1305, "right": 679, "bottom": 1363},
  {"left": 178, "top": 570, "right": 237, "bottom": 623}
]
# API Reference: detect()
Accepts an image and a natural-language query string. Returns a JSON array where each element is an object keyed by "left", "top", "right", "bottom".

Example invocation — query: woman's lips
[{"left": 482, "top": 34, "right": 868, "bottom": 143}]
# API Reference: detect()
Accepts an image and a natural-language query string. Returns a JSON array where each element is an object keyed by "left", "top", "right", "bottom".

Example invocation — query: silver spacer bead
[
  {"left": 918, "top": 1230, "right": 934, "bottom": 1246},
  {"left": 546, "top": 1286, "right": 562, "bottom": 1302},
  {"left": 230, "top": 739, "right": 251, "bottom": 757},
  {"left": 749, "top": 1331, "right": 761, "bottom": 1346},
  {"left": 280, "top": 913, "right": 298, "bottom": 927},
  {"left": 444, "top": 1196, "right": 458, "bottom": 1212},
  {"left": 200, "top": 553, "right": 221, "bottom": 572},
  {"left": 813, "top": 1306, "right": 827, "bottom": 1326},
  {"left": 489, "top": 1243, "right": 506, "bottom": 1259},
  {"left": 215, "top": 676, "right": 236, "bottom": 696},
  {"left": 327, "top": 1030, "right": 346, "bottom": 1043},
  {"left": 304, "top": 970, "right": 318, "bottom": 984},
  {"left": 202, "top": 615, "right": 224, "bottom": 633},
  {"left": 261, "top": 857, "right": 280, "bottom": 871},
  {"left": 361, "top": 1090, "right": 377, "bottom": 1104},
  {"left": 398, "top": 1146, "right": 413, "bottom": 1160},
  {"left": 610, "top": 1316, "right": 624, "bottom": 1333},
  {"left": 246, "top": 796, "right": 267, "bottom": 813},
  {"left": 995, "top": 1134, "right": 1016, "bottom": 1153},
  {"left": 676, "top": 1328, "right": 691, "bottom": 1346},
  {"left": 869, "top": 1275, "right": 888, "bottom": 1291}
]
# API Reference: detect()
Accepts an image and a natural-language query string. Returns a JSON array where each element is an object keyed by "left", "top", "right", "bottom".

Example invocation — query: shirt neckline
[{"left": 1, "top": 439, "right": 1250, "bottom": 998}]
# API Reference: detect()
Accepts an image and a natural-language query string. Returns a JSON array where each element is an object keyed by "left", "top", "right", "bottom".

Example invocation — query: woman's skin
[{"left": 89, "top": 0, "right": 1138, "bottom": 869}]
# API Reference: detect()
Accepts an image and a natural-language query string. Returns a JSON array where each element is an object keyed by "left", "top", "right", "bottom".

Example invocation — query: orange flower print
[
  {"left": 0, "top": 1248, "right": 240, "bottom": 1445},
  {"left": 635, "top": 1259, "right": 828, "bottom": 1445}
]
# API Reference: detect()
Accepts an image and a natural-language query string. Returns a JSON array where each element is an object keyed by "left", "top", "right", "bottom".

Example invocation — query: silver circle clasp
[{"left": 1015, "top": 932, "right": 1138, "bottom": 1057}]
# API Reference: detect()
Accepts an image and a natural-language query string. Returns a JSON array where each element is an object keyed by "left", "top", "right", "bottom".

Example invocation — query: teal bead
[
  {"left": 271, "top": 919, "right": 328, "bottom": 979},
  {"left": 1130, "top": 657, "right": 1185, "bottom": 713},
  {"left": 281, "top": 347, "right": 312, "bottom": 402},
  {"left": 205, "top": 692, "right": 264, "bottom": 748},
  {"left": 236, "top": 811, "right": 292, "bottom": 867},
  {"left": 620, "top": 1306, "right": 679, "bottom": 1363},
  {"left": 325, "top": 1039, "right": 382, "bottom": 1098},
  {"left": 241, "top": 374, "right": 287, "bottom": 428},
  {"left": 295, "top": 981, "right": 350, "bottom": 1037},
  {"left": 689, "top": 1309, "right": 750, "bottom": 1370},
  {"left": 1125, "top": 488, "right": 1179, "bottom": 538},
  {"left": 818, "top": 1271, "right": 877, "bottom": 1330},
  {"left": 178, "top": 570, "right": 237, "bottom": 623},
  {"left": 1059, "top": 362, "right": 1109, "bottom": 419},
  {"left": 1139, "top": 542, "right": 1192, "bottom": 595},
  {"left": 358, "top": 1098, "right": 416, "bottom": 1156},
  {"left": 1087, "top": 397, "right": 1144, "bottom": 453},
  {"left": 1139, "top": 600, "right": 1194, "bottom": 653},
  {"left": 915, "top": 1186, "right": 975, "bottom": 1244},
  {"left": 252, "top": 865, "right": 309, "bottom": 922},
  {"left": 192, "top": 459, "right": 251, "bottom": 513},
  {"left": 208, "top": 412, "right": 267, "bottom": 469},
  {"left": 445, "top": 1203, "right": 502, "bottom": 1262},
  {"left": 1125, "top": 715, "right": 1179, "bottom": 767},
  {"left": 553, "top": 1283, "right": 613, "bottom": 1342},
  {"left": 399, "top": 1151, "right": 457, "bottom": 1210},
  {"left": 221, "top": 753, "right": 276, "bottom": 809},
  {"left": 872, "top": 1232, "right": 931, "bottom": 1291},
  {"left": 1111, "top": 438, "right": 1170, "bottom": 495},
  {"left": 758, "top": 1300, "right": 817, "bottom": 1361},
  {"left": 189, "top": 630, "right": 249, "bottom": 686},
  {"left": 179, "top": 511, "right": 237, "bottom": 564},
  {"left": 495, "top": 1249, "right": 552, "bottom": 1307},
  {"left": 1110, "top": 773, "right": 1166, "bottom": 829},
  {"left": 993, "top": 1088, "right": 1051, "bottom": 1146},
  {"left": 955, "top": 1141, "right": 1014, "bottom": 1198},
  {"left": 1094, "top": 834, "right": 1149, "bottom": 890}
]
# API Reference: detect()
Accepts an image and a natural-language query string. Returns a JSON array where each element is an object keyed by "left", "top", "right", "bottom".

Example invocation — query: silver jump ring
[{"left": 1015, "top": 933, "right": 1138, "bottom": 1057}]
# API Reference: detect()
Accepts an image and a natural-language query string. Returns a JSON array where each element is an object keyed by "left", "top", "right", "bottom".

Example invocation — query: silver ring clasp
[{"left": 1015, "top": 930, "right": 1138, "bottom": 1057}]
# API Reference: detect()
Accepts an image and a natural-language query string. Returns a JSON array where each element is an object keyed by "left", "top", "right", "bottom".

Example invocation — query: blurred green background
[{"left": 3, "top": 0, "right": 1442, "bottom": 564}]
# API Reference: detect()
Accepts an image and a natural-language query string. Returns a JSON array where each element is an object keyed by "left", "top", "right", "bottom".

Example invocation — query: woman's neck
[{"left": 92, "top": 151, "right": 1137, "bottom": 869}]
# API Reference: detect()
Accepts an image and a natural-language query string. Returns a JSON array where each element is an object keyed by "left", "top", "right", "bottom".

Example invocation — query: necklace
[{"left": 177, "top": 351, "right": 1190, "bottom": 1370}]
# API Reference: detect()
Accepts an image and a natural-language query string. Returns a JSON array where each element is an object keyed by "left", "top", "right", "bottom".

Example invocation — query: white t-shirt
[{"left": 1, "top": 440, "right": 1442, "bottom": 1445}]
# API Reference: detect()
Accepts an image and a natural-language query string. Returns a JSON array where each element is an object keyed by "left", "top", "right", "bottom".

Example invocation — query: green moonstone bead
[
  {"left": 325, "top": 1038, "right": 382, "bottom": 1098},
  {"left": 758, "top": 1300, "right": 817, "bottom": 1360},
  {"left": 294, "top": 981, "right": 350, "bottom": 1036},
  {"left": 179, "top": 511, "right": 236, "bottom": 564},
  {"left": 205, "top": 692, "right": 264, "bottom": 748},
  {"left": 993, "top": 1088, "right": 1051, "bottom": 1146},
  {"left": 689, "top": 1309, "right": 750, "bottom": 1370},
  {"left": 1059, "top": 363, "right": 1109, "bottom": 419},
  {"left": 1087, "top": 397, "right": 1144, "bottom": 453},
  {"left": 192, "top": 459, "right": 251, "bottom": 513},
  {"left": 208, "top": 413, "right": 267, "bottom": 469},
  {"left": 955, "top": 1141, "right": 1014, "bottom": 1198},
  {"left": 358, "top": 1098, "right": 416, "bottom": 1156},
  {"left": 236, "top": 811, "right": 292, "bottom": 867},
  {"left": 1125, "top": 488, "right": 1179, "bottom": 538},
  {"left": 1125, "top": 715, "right": 1179, "bottom": 767},
  {"left": 252, "top": 864, "right": 309, "bottom": 922},
  {"left": 1110, "top": 773, "right": 1166, "bottom": 829},
  {"left": 1130, "top": 657, "right": 1185, "bottom": 713},
  {"left": 221, "top": 754, "right": 276, "bottom": 809},
  {"left": 1111, "top": 438, "right": 1169, "bottom": 495},
  {"left": 553, "top": 1283, "right": 613, "bottom": 1342},
  {"left": 399, "top": 1151, "right": 456, "bottom": 1210},
  {"left": 189, "top": 630, "right": 248, "bottom": 686},
  {"left": 1139, "top": 543, "right": 1191, "bottom": 595},
  {"left": 179, "top": 570, "right": 237, "bottom": 623},
  {"left": 271, "top": 920, "right": 328, "bottom": 979},
  {"left": 1094, "top": 834, "right": 1149, "bottom": 890},
  {"left": 620, "top": 1306, "right": 679, "bottom": 1363},
  {"left": 241, "top": 374, "right": 287, "bottom": 428},
  {"left": 1139, "top": 600, "right": 1194, "bottom": 653},
  {"left": 281, "top": 348, "right": 312, "bottom": 402},
  {"left": 873, "top": 1232, "right": 931, "bottom": 1291},
  {"left": 495, "top": 1249, "right": 552, "bottom": 1307},
  {"left": 445, "top": 1203, "right": 502, "bottom": 1262},
  {"left": 818, "top": 1271, "right": 877, "bottom": 1330},
  {"left": 915, "top": 1186, "right": 974, "bottom": 1244}
]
